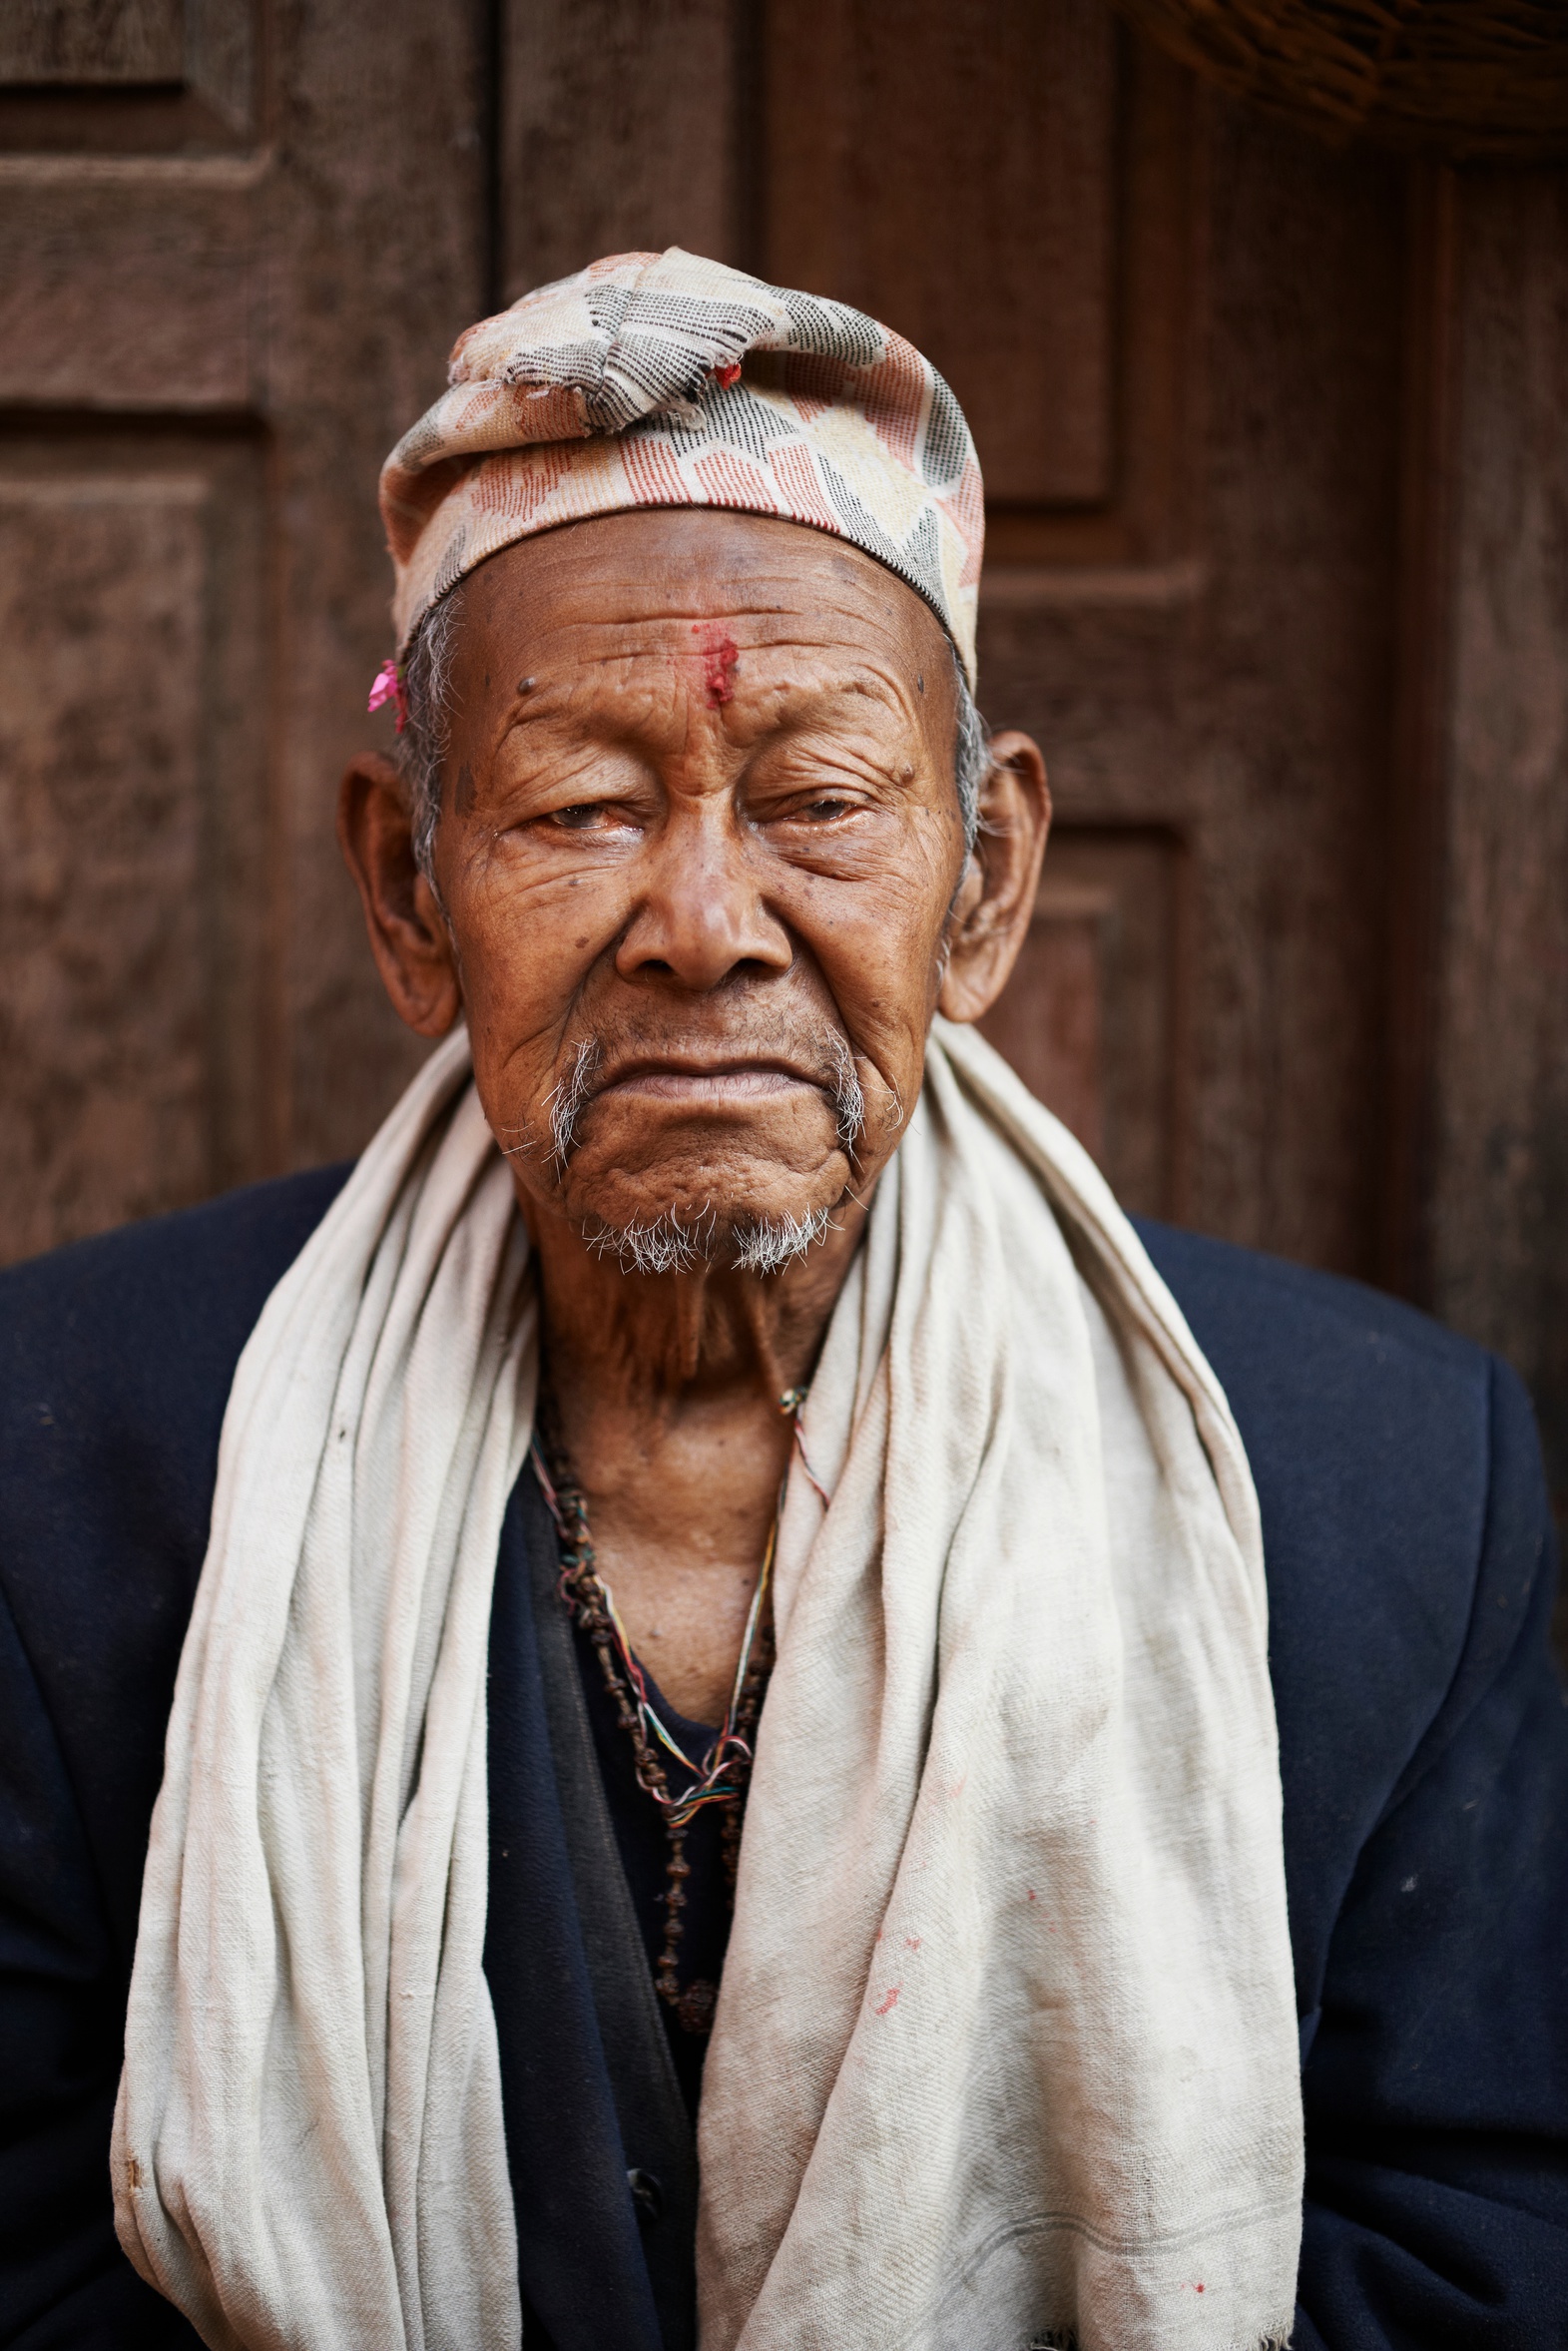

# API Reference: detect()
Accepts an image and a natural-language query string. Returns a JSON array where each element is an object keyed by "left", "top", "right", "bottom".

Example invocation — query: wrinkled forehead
[{"left": 451, "top": 507, "right": 959, "bottom": 683}]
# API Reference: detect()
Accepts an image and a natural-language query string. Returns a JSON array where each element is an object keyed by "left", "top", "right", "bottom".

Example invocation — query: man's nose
[{"left": 614, "top": 802, "right": 792, "bottom": 992}]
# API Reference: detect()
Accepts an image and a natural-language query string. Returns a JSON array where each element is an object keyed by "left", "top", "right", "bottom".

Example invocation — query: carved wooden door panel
[{"left": 0, "top": 0, "right": 486, "bottom": 1255}]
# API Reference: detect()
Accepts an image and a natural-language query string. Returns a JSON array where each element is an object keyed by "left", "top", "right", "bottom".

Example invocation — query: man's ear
[
  {"left": 336, "top": 752, "right": 462, "bottom": 1036},
  {"left": 937, "top": 730, "right": 1051, "bottom": 1022}
]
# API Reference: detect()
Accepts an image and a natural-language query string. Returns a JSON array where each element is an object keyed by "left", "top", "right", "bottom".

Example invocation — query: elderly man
[{"left": 1, "top": 250, "right": 1564, "bottom": 2351}]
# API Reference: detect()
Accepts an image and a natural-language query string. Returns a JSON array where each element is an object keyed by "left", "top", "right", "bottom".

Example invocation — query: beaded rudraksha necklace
[{"left": 531, "top": 1401, "right": 802, "bottom": 2039}]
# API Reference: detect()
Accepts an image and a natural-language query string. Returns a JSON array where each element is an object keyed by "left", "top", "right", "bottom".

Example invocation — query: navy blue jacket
[{"left": 0, "top": 1169, "right": 1564, "bottom": 2349}]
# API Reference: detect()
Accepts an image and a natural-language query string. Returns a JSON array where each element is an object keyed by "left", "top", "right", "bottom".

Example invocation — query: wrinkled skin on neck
[{"left": 340, "top": 507, "right": 1049, "bottom": 1719}]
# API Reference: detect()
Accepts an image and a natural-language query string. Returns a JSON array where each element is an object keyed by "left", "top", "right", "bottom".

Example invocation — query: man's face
[{"left": 424, "top": 509, "right": 975, "bottom": 1259}]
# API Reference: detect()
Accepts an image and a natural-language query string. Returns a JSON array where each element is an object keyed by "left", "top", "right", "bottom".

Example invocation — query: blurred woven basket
[{"left": 1113, "top": 1, "right": 1568, "bottom": 161}]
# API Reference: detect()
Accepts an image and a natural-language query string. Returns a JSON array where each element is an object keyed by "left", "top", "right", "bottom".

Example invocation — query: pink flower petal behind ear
[{"left": 367, "top": 658, "right": 409, "bottom": 734}]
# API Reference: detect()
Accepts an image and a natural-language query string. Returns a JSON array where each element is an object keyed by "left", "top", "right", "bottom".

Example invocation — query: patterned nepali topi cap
[{"left": 378, "top": 247, "right": 985, "bottom": 690}]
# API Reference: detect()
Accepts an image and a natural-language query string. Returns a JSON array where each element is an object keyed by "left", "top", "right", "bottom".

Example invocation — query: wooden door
[{"left": 0, "top": 0, "right": 486, "bottom": 1251}]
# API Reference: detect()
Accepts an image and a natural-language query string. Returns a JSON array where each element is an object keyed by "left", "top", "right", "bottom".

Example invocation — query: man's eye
[
  {"left": 802, "top": 796, "right": 853, "bottom": 822},
  {"left": 551, "top": 804, "right": 603, "bottom": 831}
]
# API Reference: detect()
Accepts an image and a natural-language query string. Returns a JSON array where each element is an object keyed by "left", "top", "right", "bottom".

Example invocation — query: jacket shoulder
[
  {"left": 1133, "top": 1220, "right": 1497, "bottom": 1581},
  {"left": 0, "top": 1163, "right": 350, "bottom": 1394},
  {"left": 0, "top": 1162, "right": 351, "bottom": 1531},
  {"left": 1133, "top": 1217, "right": 1502, "bottom": 1661},
  {"left": 1134, "top": 1215, "right": 1487, "bottom": 1392}
]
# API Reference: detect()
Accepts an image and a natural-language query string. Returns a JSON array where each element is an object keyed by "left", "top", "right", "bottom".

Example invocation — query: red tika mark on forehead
[{"left": 694, "top": 625, "right": 740, "bottom": 707}]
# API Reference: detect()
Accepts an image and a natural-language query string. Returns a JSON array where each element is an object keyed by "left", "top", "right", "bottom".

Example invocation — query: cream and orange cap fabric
[{"left": 378, "top": 247, "right": 985, "bottom": 687}]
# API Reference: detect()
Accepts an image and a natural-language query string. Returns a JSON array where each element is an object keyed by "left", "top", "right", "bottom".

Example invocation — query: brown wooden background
[{"left": 4, "top": 1, "right": 1567, "bottom": 1537}]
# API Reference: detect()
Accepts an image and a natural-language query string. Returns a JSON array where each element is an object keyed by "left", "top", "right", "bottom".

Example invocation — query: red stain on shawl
[
  {"left": 712, "top": 361, "right": 743, "bottom": 388},
  {"left": 694, "top": 625, "right": 739, "bottom": 706},
  {"left": 873, "top": 1987, "right": 900, "bottom": 2017}
]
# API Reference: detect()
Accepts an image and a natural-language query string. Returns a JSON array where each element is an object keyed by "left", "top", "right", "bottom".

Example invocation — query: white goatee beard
[{"left": 587, "top": 1202, "right": 836, "bottom": 1279}]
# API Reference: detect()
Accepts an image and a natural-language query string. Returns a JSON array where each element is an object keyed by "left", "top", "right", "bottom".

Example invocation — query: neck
[
  {"left": 520, "top": 1194, "right": 868, "bottom": 1723},
  {"left": 529, "top": 1197, "right": 867, "bottom": 1414}
]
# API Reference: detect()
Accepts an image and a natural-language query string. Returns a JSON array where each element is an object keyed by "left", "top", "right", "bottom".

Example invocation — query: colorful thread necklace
[{"left": 532, "top": 1402, "right": 798, "bottom": 2038}]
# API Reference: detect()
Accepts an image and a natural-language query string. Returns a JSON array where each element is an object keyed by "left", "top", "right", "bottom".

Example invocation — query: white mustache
[{"left": 544, "top": 1027, "right": 865, "bottom": 1174}]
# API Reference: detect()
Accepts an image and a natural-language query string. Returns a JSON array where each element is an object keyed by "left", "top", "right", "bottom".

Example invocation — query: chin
[
  {"left": 563, "top": 1152, "right": 849, "bottom": 1279},
  {"left": 563, "top": 1110, "right": 849, "bottom": 1214}
]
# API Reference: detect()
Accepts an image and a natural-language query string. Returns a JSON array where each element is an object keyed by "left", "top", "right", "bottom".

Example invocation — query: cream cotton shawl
[{"left": 114, "top": 1018, "right": 1304, "bottom": 2351}]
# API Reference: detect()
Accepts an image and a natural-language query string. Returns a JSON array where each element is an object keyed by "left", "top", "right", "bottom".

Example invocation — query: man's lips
[{"left": 590, "top": 1055, "right": 827, "bottom": 1104}]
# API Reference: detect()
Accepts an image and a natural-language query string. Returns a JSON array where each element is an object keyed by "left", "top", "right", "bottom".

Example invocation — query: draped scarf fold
[{"left": 115, "top": 1018, "right": 1302, "bottom": 2351}]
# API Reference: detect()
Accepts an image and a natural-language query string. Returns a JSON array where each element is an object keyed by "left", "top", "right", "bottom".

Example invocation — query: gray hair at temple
[{"left": 396, "top": 583, "right": 990, "bottom": 885}]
